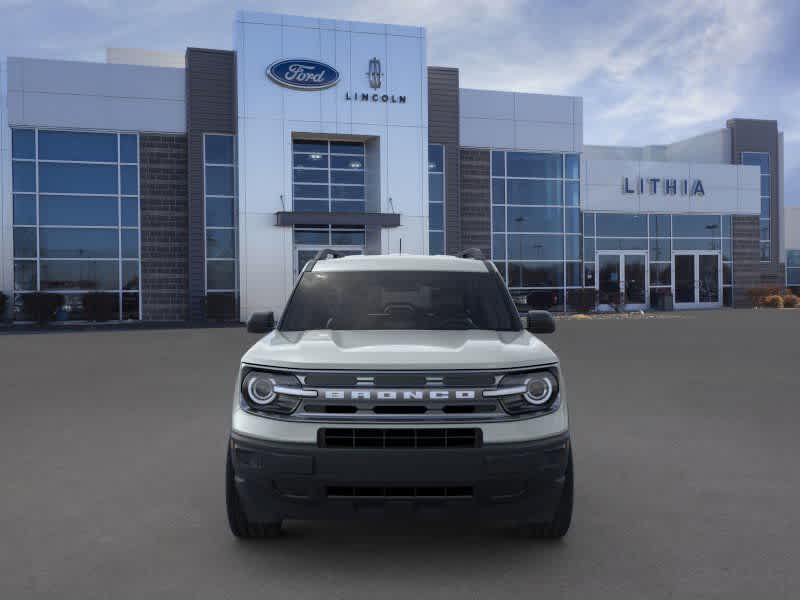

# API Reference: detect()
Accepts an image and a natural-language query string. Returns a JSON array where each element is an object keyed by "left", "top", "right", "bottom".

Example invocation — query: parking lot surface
[{"left": 1, "top": 309, "right": 799, "bottom": 599}]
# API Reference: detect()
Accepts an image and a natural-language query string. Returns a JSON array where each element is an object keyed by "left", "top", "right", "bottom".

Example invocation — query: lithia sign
[
  {"left": 267, "top": 57, "right": 406, "bottom": 103},
  {"left": 623, "top": 177, "right": 705, "bottom": 196}
]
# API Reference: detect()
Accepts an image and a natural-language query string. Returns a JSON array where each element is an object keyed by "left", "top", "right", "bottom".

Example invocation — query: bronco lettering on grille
[{"left": 322, "top": 390, "right": 478, "bottom": 401}]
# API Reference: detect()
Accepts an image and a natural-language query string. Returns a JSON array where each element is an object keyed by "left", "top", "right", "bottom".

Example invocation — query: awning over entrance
[{"left": 275, "top": 211, "right": 401, "bottom": 228}]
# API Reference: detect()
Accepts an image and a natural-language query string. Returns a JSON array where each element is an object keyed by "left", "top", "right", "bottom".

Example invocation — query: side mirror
[
  {"left": 526, "top": 310, "right": 555, "bottom": 334},
  {"left": 247, "top": 311, "right": 275, "bottom": 334}
]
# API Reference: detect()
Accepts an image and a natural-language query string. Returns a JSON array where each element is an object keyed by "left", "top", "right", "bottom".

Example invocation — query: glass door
[
  {"left": 672, "top": 252, "right": 721, "bottom": 309},
  {"left": 596, "top": 252, "right": 648, "bottom": 310}
]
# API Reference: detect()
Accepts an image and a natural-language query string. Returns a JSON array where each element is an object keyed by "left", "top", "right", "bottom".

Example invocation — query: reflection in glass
[
  {"left": 13, "top": 194, "right": 36, "bottom": 225},
  {"left": 507, "top": 180, "right": 562, "bottom": 205},
  {"left": 12, "top": 129, "right": 35, "bottom": 159},
  {"left": 40, "top": 260, "right": 119, "bottom": 290},
  {"left": 207, "top": 260, "right": 236, "bottom": 290},
  {"left": 206, "top": 229, "right": 236, "bottom": 258},
  {"left": 596, "top": 213, "right": 647, "bottom": 237},
  {"left": 39, "top": 163, "right": 118, "bottom": 194},
  {"left": 39, "top": 228, "right": 118, "bottom": 258},
  {"left": 205, "top": 135, "right": 234, "bottom": 164},
  {"left": 674, "top": 255, "right": 695, "bottom": 303},
  {"left": 507, "top": 152, "right": 562, "bottom": 178},
  {"left": 14, "top": 261, "right": 36, "bottom": 291},
  {"left": 205, "top": 166, "right": 235, "bottom": 195},
  {"left": 40, "top": 195, "right": 118, "bottom": 226},
  {"left": 38, "top": 130, "right": 117, "bottom": 162},
  {"left": 13, "top": 228, "right": 37, "bottom": 258},
  {"left": 507, "top": 262, "right": 564, "bottom": 287},
  {"left": 507, "top": 234, "right": 564, "bottom": 260}
]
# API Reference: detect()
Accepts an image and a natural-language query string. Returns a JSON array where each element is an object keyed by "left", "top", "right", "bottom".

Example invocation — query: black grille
[
  {"left": 319, "top": 428, "right": 481, "bottom": 448},
  {"left": 327, "top": 485, "right": 473, "bottom": 498}
]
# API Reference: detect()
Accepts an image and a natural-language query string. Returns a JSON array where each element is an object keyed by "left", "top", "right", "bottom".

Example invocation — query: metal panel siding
[
  {"left": 186, "top": 48, "right": 237, "bottom": 321},
  {"left": 732, "top": 215, "right": 760, "bottom": 307},
  {"left": 427, "top": 67, "right": 461, "bottom": 254},
  {"left": 459, "top": 149, "right": 491, "bottom": 257}
]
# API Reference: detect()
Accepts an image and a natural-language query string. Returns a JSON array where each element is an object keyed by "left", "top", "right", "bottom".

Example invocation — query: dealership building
[{"left": 0, "top": 10, "right": 793, "bottom": 322}]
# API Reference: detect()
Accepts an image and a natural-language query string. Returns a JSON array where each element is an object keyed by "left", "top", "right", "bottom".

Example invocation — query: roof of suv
[{"left": 312, "top": 254, "right": 490, "bottom": 273}]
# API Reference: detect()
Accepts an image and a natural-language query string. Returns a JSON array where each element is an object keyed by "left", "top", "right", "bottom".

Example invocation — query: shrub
[
  {"left": 782, "top": 294, "right": 799, "bottom": 308},
  {"left": 21, "top": 293, "right": 65, "bottom": 324},
  {"left": 83, "top": 292, "right": 118, "bottom": 322},
  {"left": 0, "top": 292, "right": 7, "bottom": 322},
  {"left": 762, "top": 295, "right": 784, "bottom": 309}
]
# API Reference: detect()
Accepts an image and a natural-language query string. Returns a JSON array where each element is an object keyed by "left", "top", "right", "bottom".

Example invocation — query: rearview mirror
[
  {"left": 247, "top": 311, "right": 275, "bottom": 334},
  {"left": 526, "top": 310, "right": 555, "bottom": 334}
]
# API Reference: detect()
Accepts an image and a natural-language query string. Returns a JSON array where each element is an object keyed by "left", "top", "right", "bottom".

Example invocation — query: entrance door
[
  {"left": 596, "top": 252, "right": 648, "bottom": 311},
  {"left": 295, "top": 247, "right": 362, "bottom": 277},
  {"left": 672, "top": 252, "right": 721, "bottom": 309}
]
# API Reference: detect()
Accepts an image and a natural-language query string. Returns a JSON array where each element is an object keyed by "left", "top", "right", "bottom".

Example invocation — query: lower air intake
[{"left": 319, "top": 428, "right": 481, "bottom": 448}]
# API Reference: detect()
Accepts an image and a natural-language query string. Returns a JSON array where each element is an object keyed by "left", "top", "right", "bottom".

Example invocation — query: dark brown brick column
[
  {"left": 732, "top": 215, "right": 760, "bottom": 307},
  {"left": 459, "top": 149, "right": 491, "bottom": 258},
  {"left": 139, "top": 134, "right": 189, "bottom": 321}
]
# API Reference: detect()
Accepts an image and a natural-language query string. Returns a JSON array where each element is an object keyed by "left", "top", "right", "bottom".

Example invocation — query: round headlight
[
  {"left": 523, "top": 373, "right": 555, "bottom": 405},
  {"left": 244, "top": 372, "right": 276, "bottom": 405}
]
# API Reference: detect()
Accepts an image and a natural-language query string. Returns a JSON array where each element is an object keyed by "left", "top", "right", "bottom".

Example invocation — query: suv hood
[{"left": 242, "top": 330, "right": 557, "bottom": 371}]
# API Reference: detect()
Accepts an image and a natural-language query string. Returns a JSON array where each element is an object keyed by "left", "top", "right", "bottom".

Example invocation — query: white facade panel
[
  {"left": 513, "top": 121, "right": 575, "bottom": 152},
  {"left": 784, "top": 206, "right": 800, "bottom": 250},
  {"left": 236, "top": 11, "right": 428, "bottom": 320},
  {"left": 459, "top": 89, "right": 514, "bottom": 120},
  {"left": 459, "top": 117, "right": 514, "bottom": 149}
]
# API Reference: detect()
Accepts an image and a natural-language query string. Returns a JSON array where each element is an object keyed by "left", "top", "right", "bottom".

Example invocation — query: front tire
[
  {"left": 226, "top": 446, "right": 282, "bottom": 539},
  {"left": 520, "top": 448, "right": 573, "bottom": 539}
]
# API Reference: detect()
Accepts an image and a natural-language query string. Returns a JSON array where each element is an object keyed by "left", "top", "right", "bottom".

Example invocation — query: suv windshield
[{"left": 280, "top": 270, "right": 521, "bottom": 331}]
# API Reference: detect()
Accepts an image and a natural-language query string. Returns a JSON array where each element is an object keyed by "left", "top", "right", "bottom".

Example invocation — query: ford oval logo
[{"left": 267, "top": 59, "right": 340, "bottom": 90}]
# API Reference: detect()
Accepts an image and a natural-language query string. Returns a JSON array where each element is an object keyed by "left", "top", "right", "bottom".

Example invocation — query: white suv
[{"left": 226, "top": 250, "right": 572, "bottom": 538}]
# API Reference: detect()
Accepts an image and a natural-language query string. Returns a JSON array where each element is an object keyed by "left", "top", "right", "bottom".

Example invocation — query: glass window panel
[
  {"left": 673, "top": 214, "right": 721, "bottom": 237},
  {"left": 565, "top": 235, "right": 581, "bottom": 260},
  {"left": 723, "top": 287, "right": 732, "bottom": 307},
  {"left": 760, "top": 242, "right": 770, "bottom": 261},
  {"left": 429, "top": 231, "right": 444, "bottom": 255},
  {"left": 207, "top": 260, "right": 236, "bottom": 290},
  {"left": 40, "top": 228, "right": 118, "bottom": 258},
  {"left": 40, "top": 260, "right": 119, "bottom": 290},
  {"left": 13, "top": 194, "right": 36, "bottom": 225},
  {"left": 507, "top": 206, "right": 563, "bottom": 233},
  {"left": 14, "top": 261, "right": 37, "bottom": 291},
  {"left": 332, "top": 170, "right": 365, "bottom": 185},
  {"left": 759, "top": 219, "right": 770, "bottom": 240},
  {"left": 428, "top": 173, "right": 444, "bottom": 203},
  {"left": 721, "top": 215, "right": 732, "bottom": 237},
  {"left": 39, "top": 163, "right": 117, "bottom": 194},
  {"left": 331, "top": 230, "right": 366, "bottom": 246},
  {"left": 566, "top": 262, "right": 581, "bottom": 287},
  {"left": 583, "top": 213, "right": 595, "bottom": 237},
  {"left": 293, "top": 168, "right": 328, "bottom": 184},
  {"left": 121, "top": 165, "right": 138, "bottom": 195},
  {"left": 294, "top": 153, "right": 329, "bottom": 168},
  {"left": 507, "top": 234, "right": 564, "bottom": 260},
  {"left": 38, "top": 130, "right": 117, "bottom": 162},
  {"left": 491, "top": 151, "right": 505, "bottom": 177},
  {"left": 492, "top": 179, "right": 505, "bottom": 205},
  {"left": 584, "top": 262, "right": 595, "bottom": 287},
  {"left": 595, "top": 213, "right": 647, "bottom": 237},
  {"left": 565, "top": 181, "right": 579, "bottom": 206},
  {"left": 649, "top": 238, "right": 671, "bottom": 261},
  {"left": 330, "top": 141, "right": 364, "bottom": 155},
  {"left": 294, "top": 184, "right": 329, "bottom": 199},
  {"left": 331, "top": 201, "right": 365, "bottom": 213},
  {"left": 12, "top": 129, "right": 35, "bottom": 159},
  {"left": 120, "top": 134, "right": 138, "bottom": 163},
  {"left": 741, "top": 152, "right": 769, "bottom": 174},
  {"left": 493, "top": 261, "right": 507, "bottom": 282},
  {"left": 760, "top": 175, "right": 770, "bottom": 196},
  {"left": 330, "top": 155, "right": 362, "bottom": 169},
  {"left": 673, "top": 238, "right": 721, "bottom": 251},
  {"left": 13, "top": 227, "right": 37, "bottom": 258},
  {"left": 428, "top": 145, "right": 444, "bottom": 172},
  {"left": 722, "top": 238, "right": 732, "bottom": 261},
  {"left": 207, "top": 229, "right": 236, "bottom": 258},
  {"left": 205, "top": 135, "right": 234, "bottom": 164},
  {"left": 122, "top": 261, "right": 139, "bottom": 290},
  {"left": 649, "top": 214, "right": 671, "bottom": 237},
  {"left": 596, "top": 238, "right": 647, "bottom": 251},
  {"left": 565, "top": 154, "right": 580, "bottom": 180},
  {"left": 583, "top": 237, "right": 595, "bottom": 261},
  {"left": 294, "top": 229, "right": 329, "bottom": 245},
  {"left": 507, "top": 179, "right": 562, "bottom": 205},
  {"left": 294, "top": 199, "right": 329, "bottom": 212},
  {"left": 492, "top": 206, "right": 505, "bottom": 233},
  {"left": 787, "top": 251, "right": 800, "bottom": 268},
  {"left": 429, "top": 202, "right": 444, "bottom": 231},
  {"left": 761, "top": 197, "right": 770, "bottom": 218},
  {"left": 12, "top": 161, "right": 36, "bottom": 192},
  {"left": 121, "top": 229, "right": 139, "bottom": 258},
  {"left": 331, "top": 185, "right": 364, "bottom": 200},
  {"left": 122, "top": 293, "right": 140, "bottom": 320},
  {"left": 492, "top": 234, "right": 506, "bottom": 259},
  {"left": 787, "top": 268, "right": 800, "bottom": 285},
  {"left": 650, "top": 263, "right": 671, "bottom": 286},
  {"left": 205, "top": 166, "right": 235, "bottom": 195},
  {"left": 121, "top": 198, "right": 139, "bottom": 227},
  {"left": 565, "top": 207, "right": 580, "bottom": 233},
  {"left": 723, "top": 263, "right": 732, "bottom": 285},
  {"left": 293, "top": 140, "right": 328, "bottom": 154},
  {"left": 206, "top": 197, "right": 234, "bottom": 227},
  {"left": 39, "top": 195, "right": 118, "bottom": 226},
  {"left": 507, "top": 261, "right": 564, "bottom": 287},
  {"left": 507, "top": 152, "right": 562, "bottom": 178},
  {"left": 525, "top": 289, "right": 564, "bottom": 311}
]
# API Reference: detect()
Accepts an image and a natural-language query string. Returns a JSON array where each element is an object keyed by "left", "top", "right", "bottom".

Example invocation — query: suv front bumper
[{"left": 229, "top": 431, "right": 570, "bottom": 522}]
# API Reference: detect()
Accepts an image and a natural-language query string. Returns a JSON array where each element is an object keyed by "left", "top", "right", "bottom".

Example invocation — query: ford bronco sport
[{"left": 226, "top": 249, "right": 572, "bottom": 538}]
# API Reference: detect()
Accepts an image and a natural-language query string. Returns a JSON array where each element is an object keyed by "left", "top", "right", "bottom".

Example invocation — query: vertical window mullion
[
  {"left": 117, "top": 133, "right": 122, "bottom": 320},
  {"left": 35, "top": 128, "right": 41, "bottom": 293}
]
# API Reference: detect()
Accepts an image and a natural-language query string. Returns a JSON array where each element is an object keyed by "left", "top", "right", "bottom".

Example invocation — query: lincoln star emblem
[{"left": 367, "top": 57, "right": 382, "bottom": 89}]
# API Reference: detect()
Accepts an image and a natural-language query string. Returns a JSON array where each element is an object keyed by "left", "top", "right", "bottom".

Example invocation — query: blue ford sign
[{"left": 267, "top": 59, "right": 340, "bottom": 90}]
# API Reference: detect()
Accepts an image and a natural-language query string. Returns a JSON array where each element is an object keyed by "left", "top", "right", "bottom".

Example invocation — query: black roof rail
[{"left": 457, "top": 248, "right": 485, "bottom": 260}]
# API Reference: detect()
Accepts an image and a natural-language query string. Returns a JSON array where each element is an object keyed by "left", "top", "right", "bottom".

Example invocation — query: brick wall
[
  {"left": 459, "top": 149, "right": 491, "bottom": 257},
  {"left": 732, "top": 215, "right": 760, "bottom": 307},
  {"left": 139, "top": 134, "right": 189, "bottom": 321}
]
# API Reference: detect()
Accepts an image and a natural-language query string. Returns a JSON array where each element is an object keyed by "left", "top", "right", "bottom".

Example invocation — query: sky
[{"left": 1, "top": 0, "right": 798, "bottom": 204}]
